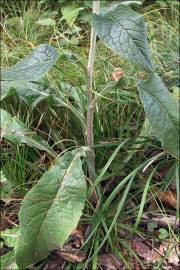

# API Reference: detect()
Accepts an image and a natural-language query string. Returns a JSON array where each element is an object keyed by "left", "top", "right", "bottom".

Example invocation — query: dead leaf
[
  {"left": 127, "top": 237, "right": 180, "bottom": 267},
  {"left": 158, "top": 191, "right": 177, "bottom": 209},
  {"left": 159, "top": 241, "right": 179, "bottom": 266},
  {"left": 52, "top": 227, "right": 85, "bottom": 263},
  {"left": 69, "top": 228, "right": 84, "bottom": 248},
  {"left": 141, "top": 214, "right": 179, "bottom": 231},
  {"left": 53, "top": 228, "right": 86, "bottom": 263},
  {"left": 111, "top": 68, "right": 124, "bottom": 81},
  {"left": 53, "top": 249, "right": 85, "bottom": 263},
  {"left": 148, "top": 201, "right": 159, "bottom": 211},
  {"left": 134, "top": 258, "right": 142, "bottom": 270},
  {"left": 130, "top": 238, "right": 161, "bottom": 263},
  {"left": 97, "top": 254, "right": 122, "bottom": 270},
  {"left": 43, "top": 259, "right": 65, "bottom": 270},
  {"left": 169, "top": 179, "right": 176, "bottom": 192}
]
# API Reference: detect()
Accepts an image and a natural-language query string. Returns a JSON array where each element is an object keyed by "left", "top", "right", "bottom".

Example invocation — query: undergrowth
[{"left": 0, "top": 0, "right": 179, "bottom": 269}]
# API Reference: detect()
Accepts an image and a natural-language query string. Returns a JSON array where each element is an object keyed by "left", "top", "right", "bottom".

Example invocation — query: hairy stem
[{"left": 86, "top": 0, "right": 100, "bottom": 181}]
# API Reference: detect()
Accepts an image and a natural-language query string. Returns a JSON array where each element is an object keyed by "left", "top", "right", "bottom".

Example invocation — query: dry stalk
[{"left": 86, "top": 0, "right": 100, "bottom": 181}]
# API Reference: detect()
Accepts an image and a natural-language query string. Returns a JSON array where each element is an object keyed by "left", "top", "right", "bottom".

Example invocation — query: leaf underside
[
  {"left": 1, "top": 80, "right": 49, "bottom": 106},
  {"left": 92, "top": 4, "right": 155, "bottom": 72},
  {"left": 137, "top": 73, "right": 180, "bottom": 159},
  {"left": 1, "top": 109, "right": 55, "bottom": 157},
  {"left": 15, "top": 150, "right": 86, "bottom": 268}
]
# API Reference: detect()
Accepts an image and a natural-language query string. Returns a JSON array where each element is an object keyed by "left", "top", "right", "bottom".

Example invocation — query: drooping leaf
[
  {"left": 1, "top": 44, "right": 58, "bottom": 81},
  {"left": 61, "top": 5, "right": 85, "bottom": 26},
  {"left": 137, "top": 73, "right": 180, "bottom": 159},
  {"left": 92, "top": 4, "right": 155, "bottom": 72},
  {"left": 15, "top": 149, "right": 87, "bottom": 268},
  {"left": 1, "top": 82, "right": 17, "bottom": 100},
  {"left": 1, "top": 109, "right": 56, "bottom": 157},
  {"left": 1, "top": 80, "right": 49, "bottom": 106},
  {"left": 1, "top": 45, "right": 58, "bottom": 105}
]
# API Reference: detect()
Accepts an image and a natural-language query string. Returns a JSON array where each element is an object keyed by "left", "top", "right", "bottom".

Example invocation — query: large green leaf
[
  {"left": 1, "top": 44, "right": 58, "bottom": 81},
  {"left": 1, "top": 109, "right": 56, "bottom": 157},
  {"left": 92, "top": 4, "right": 155, "bottom": 72},
  {"left": 1, "top": 80, "right": 49, "bottom": 106},
  {"left": 137, "top": 73, "right": 180, "bottom": 159},
  {"left": 15, "top": 149, "right": 86, "bottom": 268}
]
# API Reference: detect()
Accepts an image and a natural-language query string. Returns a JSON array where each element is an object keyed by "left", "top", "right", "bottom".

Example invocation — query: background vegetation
[{"left": 0, "top": 0, "right": 179, "bottom": 269}]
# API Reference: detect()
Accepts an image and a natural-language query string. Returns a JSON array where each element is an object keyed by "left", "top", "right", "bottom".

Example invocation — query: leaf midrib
[
  {"left": 1, "top": 58, "right": 55, "bottom": 81},
  {"left": 20, "top": 153, "right": 81, "bottom": 248},
  {"left": 106, "top": 15, "right": 153, "bottom": 70}
]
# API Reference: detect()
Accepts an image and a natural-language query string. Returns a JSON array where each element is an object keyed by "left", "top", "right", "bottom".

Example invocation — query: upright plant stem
[{"left": 86, "top": 0, "right": 100, "bottom": 181}]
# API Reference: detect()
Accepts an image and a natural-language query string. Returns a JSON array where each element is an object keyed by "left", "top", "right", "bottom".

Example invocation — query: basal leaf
[
  {"left": 92, "top": 4, "right": 155, "bottom": 72},
  {"left": 1, "top": 80, "right": 49, "bottom": 106},
  {"left": 137, "top": 73, "right": 180, "bottom": 159},
  {"left": 15, "top": 149, "right": 86, "bottom": 268},
  {"left": 1, "top": 44, "right": 58, "bottom": 81},
  {"left": 1, "top": 109, "right": 56, "bottom": 157}
]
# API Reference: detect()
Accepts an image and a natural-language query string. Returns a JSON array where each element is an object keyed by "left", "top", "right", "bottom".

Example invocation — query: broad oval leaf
[
  {"left": 92, "top": 4, "right": 155, "bottom": 72},
  {"left": 137, "top": 73, "right": 180, "bottom": 159},
  {"left": 1, "top": 109, "right": 56, "bottom": 157},
  {"left": 15, "top": 149, "right": 86, "bottom": 268},
  {"left": 1, "top": 44, "right": 58, "bottom": 81}
]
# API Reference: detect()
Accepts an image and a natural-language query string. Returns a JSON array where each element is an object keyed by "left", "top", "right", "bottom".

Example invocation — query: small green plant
[{"left": 1, "top": 1, "right": 179, "bottom": 269}]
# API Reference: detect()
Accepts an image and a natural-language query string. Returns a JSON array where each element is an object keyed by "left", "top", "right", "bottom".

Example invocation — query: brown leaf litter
[{"left": 127, "top": 237, "right": 179, "bottom": 269}]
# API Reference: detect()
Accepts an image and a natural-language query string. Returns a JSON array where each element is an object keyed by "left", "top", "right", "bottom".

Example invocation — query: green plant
[
  {"left": 0, "top": 1, "right": 179, "bottom": 269},
  {"left": 0, "top": 227, "right": 19, "bottom": 270}
]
